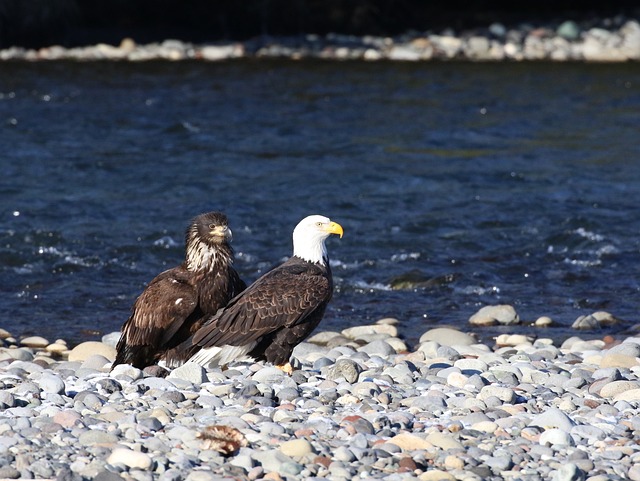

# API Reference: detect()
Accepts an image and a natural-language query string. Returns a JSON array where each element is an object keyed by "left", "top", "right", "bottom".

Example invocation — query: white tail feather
[{"left": 188, "top": 343, "right": 256, "bottom": 369}]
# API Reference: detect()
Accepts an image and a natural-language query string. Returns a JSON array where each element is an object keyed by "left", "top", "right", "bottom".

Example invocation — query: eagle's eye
[
  {"left": 208, "top": 224, "right": 216, "bottom": 229},
  {"left": 316, "top": 222, "right": 323, "bottom": 227}
]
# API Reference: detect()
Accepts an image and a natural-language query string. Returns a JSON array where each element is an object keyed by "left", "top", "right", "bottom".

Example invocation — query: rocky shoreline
[
  {"left": 1, "top": 17, "right": 640, "bottom": 63},
  {"left": 1, "top": 311, "right": 640, "bottom": 481}
]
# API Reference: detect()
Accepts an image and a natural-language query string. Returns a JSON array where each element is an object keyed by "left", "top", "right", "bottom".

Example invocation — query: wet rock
[{"left": 469, "top": 305, "right": 519, "bottom": 326}]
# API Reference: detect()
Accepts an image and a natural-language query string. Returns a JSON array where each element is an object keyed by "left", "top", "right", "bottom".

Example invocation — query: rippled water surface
[{"left": 2, "top": 60, "right": 640, "bottom": 346}]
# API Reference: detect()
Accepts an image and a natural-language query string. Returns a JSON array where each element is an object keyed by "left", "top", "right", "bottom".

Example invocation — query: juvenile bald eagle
[
  {"left": 112, "top": 212, "right": 246, "bottom": 370},
  {"left": 175, "top": 215, "right": 343, "bottom": 371}
]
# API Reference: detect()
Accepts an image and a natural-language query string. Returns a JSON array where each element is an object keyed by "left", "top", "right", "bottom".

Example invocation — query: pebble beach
[{"left": 1, "top": 309, "right": 640, "bottom": 481}]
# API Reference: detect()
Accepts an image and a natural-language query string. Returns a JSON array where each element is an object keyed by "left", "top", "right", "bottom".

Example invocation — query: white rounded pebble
[
  {"left": 20, "top": 336, "right": 50, "bottom": 348},
  {"left": 68, "top": 342, "right": 116, "bottom": 362},
  {"left": 453, "top": 358, "right": 488, "bottom": 373},
  {"left": 342, "top": 323, "right": 398, "bottom": 339},
  {"left": 168, "top": 362, "right": 207, "bottom": 384},
  {"left": 39, "top": 373, "right": 66, "bottom": 394},
  {"left": 279, "top": 439, "right": 314, "bottom": 458},
  {"left": 388, "top": 432, "right": 432, "bottom": 450},
  {"left": 446, "top": 371, "right": 470, "bottom": 389},
  {"left": 535, "top": 316, "right": 554, "bottom": 327},
  {"left": 426, "top": 432, "right": 464, "bottom": 450},
  {"left": 495, "top": 334, "right": 533, "bottom": 346},
  {"left": 252, "top": 366, "right": 287, "bottom": 384},
  {"left": 469, "top": 304, "right": 519, "bottom": 326},
  {"left": 613, "top": 388, "right": 640, "bottom": 402},
  {"left": 107, "top": 448, "right": 153, "bottom": 469},
  {"left": 478, "top": 385, "right": 516, "bottom": 403},
  {"left": 419, "top": 327, "right": 476, "bottom": 346},
  {"left": 45, "top": 342, "right": 68, "bottom": 354},
  {"left": 110, "top": 363, "right": 144, "bottom": 379},
  {"left": 539, "top": 428, "right": 574, "bottom": 447},
  {"left": 530, "top": 408, "right": 576, "bottom": 431},
  {"left": 599, "top": 380, "right": 640, "bottom": 398},
  {"left": 101, "top": 331, "right": 121, "bottom": 348},
  {"left": 81, "top": 354, "right": 111, "bottom": 370}
]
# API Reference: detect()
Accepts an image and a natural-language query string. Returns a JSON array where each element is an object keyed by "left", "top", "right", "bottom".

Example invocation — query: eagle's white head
[{"left": 292, "top": 215, "right": 343, "bottom": 264}]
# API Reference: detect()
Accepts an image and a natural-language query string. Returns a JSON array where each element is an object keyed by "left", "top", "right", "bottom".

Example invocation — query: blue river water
[{"left": 1, "top": 60, "right": 640, "bottom": 347}]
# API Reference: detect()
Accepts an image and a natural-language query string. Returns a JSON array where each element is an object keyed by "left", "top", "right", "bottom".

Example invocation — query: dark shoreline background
[{"left": 2, "top": 0, "right": 640, "bottom": 49}]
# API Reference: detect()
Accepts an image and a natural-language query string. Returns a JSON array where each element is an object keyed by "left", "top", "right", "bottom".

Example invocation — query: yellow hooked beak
[{"left": 326, "top": 221, "right": 344, "bottom": 238}]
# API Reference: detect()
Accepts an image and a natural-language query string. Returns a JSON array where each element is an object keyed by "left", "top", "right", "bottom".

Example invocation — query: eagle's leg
[{"left": 276, "top": 362, "right": 293, "bottom": 375}]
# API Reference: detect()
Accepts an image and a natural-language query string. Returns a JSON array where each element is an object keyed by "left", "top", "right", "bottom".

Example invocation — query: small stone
[
  {"left": 168, "top": 363, "right": 207, "bottom": 384},
  {"left": 342, "top": 324, "right": 398, "bottom": 339},
  {"left": 0, "top": 391, "right": 16, "bottom": 409},
  {"left": 535, "top": 316, "right": 554, "bottom": 327},
  {"left": 53, "top": 410, "right": 82, "bottom": 428},
  {"left": 444, "top": 454, "right": 464, "bottom": 470},
  {"left": 469, "top": 305, "right": 519, "bottom": 326},
  {"left": 540, "top": 429, "right": 573, "bottom": 447},
  {"left": 529, "top": 408, "right": 575, "bottom": 431},
  {"left": 279, "top": 439, "right": 314, "bottom": 458},
  {"left": 20, "top": 336, "right": 49, "bottom": 348},
  {"left": 419, "top": 327, "right": 475, "bottom": 346},
  {"left": 553, "top": 462, "right": 585, "bottom": 481},
  {"left": 613, "top": 388, "right": 640, "bottom": 402},
  {"left": 107, "top": 448, "right": 153, "bottom": 470},
  {"left": 78, "top": 430, "right": 119, "bottom": 446},
  {"left": 357, "top": 340, "right": 396, "bottom": 356},
  {"left": 388, "top": 432, "right": 431, "bottom": 450},
  {"left": 45, "top": 342, "right": 68, "bottom": 354},
  {"left": 599, "top": 380, "right": 640, "bottom": 398},
  {"left": 39, "top": 373, "right": 65, "bottom": 394},
  {"left": 325, "top": 358, "right": 362, "bottom": 383},
  {"left": 557, "top": 21, "right": 580, "bottom": 40},
  {"left": 478, "top": 385, "right": 516, "bottom": 403},
  {"left": 200, "top": 44, "right": 243, "bottom": 61},
  {"left": 252, "top": 366, "right": 286, "bottom": 384},
  {"left": 418, "top": 470, "right": 456, "bottom": 481},
  {"left": 425, "top": 432, "right": 463, "bottom": 450},
  {"left": 600, "top": 353, "right": 639, "bottom": 368},
  {"left": 81, "top": 354, "right": 111, "bottom": 370},
  {"left": 495, "top": 334, "right": 533, "bottom": 347},
  {"left": 110, "top": 363, "right": 144, "bottom": 380},
  {"left": 68, "top": 342, "right": 116, "bottom": 362},
  {"left": 101, "top": 332, "right": 121, "bottom": 348},
  {"left": 0, "top": 467, "right": 21, "bottom": 479}
]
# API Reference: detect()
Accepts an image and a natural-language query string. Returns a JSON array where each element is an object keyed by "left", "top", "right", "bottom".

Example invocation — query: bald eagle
[
  {"left": 112, "top": 212, "right": 246, "bottom": 370},
  {"left": 172, "top": 215, "right": 343, "bottom": 371}
]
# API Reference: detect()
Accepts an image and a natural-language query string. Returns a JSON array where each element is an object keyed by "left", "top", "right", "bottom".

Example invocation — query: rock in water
[{"left": 469, "top": 305, "right": 519, "bottom": 326}]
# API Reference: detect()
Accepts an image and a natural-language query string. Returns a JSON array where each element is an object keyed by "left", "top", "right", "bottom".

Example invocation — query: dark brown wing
[
  {"left": 113, "top": 268, "right": 198, "bottom": 368},
  {"left": 193, "top": 259, "right": 331, "bottom": 349}
]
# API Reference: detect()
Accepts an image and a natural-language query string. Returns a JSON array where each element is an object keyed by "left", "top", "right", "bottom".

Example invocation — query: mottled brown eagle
[
  {"left": 111, "top": 211, "right": 246, "bottom": 370},
  {"left": 170, "top": 215, "right": 343, "bottom": 372}
]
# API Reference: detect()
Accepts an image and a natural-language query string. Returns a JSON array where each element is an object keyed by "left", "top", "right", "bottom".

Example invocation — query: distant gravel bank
[{"left": 2, "top": 18, "right": 639, "bottom": 62}]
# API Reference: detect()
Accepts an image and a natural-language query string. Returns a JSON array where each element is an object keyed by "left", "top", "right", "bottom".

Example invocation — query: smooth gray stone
[{"left": 529, "top": 407, "right": 576, "bottom": 431}]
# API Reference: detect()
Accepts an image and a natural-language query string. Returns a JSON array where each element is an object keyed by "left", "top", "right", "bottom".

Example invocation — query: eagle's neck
[
  {"left": 293, "top": 238, "right": 328, "bottom": 266},
  {"left": 185, "top": 238, "right": 231, "bottom": 272}
]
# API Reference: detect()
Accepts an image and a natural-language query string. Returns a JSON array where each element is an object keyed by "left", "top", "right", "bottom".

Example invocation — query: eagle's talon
[{"left": 276, "top": 362, "right": 294, "bottom": 375}]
